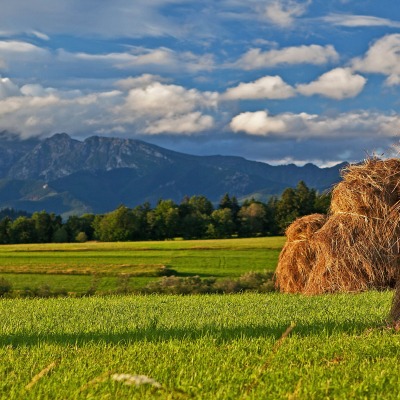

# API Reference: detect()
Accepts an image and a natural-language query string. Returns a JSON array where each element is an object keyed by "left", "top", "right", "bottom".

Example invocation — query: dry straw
[
  {"left": 275, "top": 214, "right": 326, "bottom": 293},
  {"left": 276, "top": 157, "right": 400, "bottom": 298}
]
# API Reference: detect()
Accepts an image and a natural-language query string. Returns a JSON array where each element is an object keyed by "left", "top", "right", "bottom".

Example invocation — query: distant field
[
  {"left": 1, "top": 292, "right": 398, "bottom": 399},
  {"left": 0, "top": 237, "right": 285, "bottom": 294}
]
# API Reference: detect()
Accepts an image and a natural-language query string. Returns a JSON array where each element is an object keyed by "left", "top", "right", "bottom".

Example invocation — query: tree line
[{"left": 0, "top": 181, "right": 330, "bottom": 244}]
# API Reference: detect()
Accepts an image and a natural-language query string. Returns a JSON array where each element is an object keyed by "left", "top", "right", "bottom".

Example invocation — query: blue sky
[{"left": 1, "top": 0, "right": 400, "bottom": 166}]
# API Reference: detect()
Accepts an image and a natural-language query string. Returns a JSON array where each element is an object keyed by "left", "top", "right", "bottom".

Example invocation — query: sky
[{"left": 1, "top": 0, "right": 400, "bottom": 166}]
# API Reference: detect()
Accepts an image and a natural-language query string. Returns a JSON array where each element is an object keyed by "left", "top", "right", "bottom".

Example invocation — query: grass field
[
  {"left": 0, "top": 237, "right": 284, "bottom": 293},
  {"left": 1, "top": 292, "right": 399, "bottom": 399},
  {"left": 2, "top": 237, "right": 399, "bottom": 398}
]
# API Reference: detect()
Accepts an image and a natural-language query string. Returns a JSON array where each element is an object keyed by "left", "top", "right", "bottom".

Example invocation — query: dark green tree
[
  {"left": 147, "top": 199, "right": 179, "bottom": 239},
  {"left": 8, "top": 216, "right": 37, "bottom": 244},
  {"left": 178, "top": 195, "right": 213, "bottom": 239},
  {"left": 210, "top": 208, "right": 236, "bottom": 238},
  {"left": 0, "top": 217, "right": 11, "bottom": 244},
  {"left": 31, "top": 211, "right": 62, "bottom": 243}
]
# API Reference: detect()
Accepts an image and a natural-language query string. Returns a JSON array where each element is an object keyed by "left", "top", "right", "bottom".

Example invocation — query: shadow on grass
[{"left": 1, "top": 319, "right": 385, "bottom": 347}]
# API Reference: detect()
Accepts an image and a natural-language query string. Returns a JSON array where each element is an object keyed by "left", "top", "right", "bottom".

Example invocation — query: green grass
[
  {"left": 0, "top": 237, "right": 284, "bottom": 293},
  {"left": 1, "top": 273, "right": 154, "bottom": 293},
  {"left": 1, "top": 292, "right": 399, "bottom": 399}
]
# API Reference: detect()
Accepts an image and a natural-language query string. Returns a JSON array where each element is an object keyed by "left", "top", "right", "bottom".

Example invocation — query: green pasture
[
  {"left": 0, "top": 237, "right": 284, "bottom": 293},
  {"left": 1, "top": 292, "right": 399, "bottom": 399}
]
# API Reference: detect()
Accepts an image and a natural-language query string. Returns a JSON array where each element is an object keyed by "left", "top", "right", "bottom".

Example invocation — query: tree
[
  {"left": 147, "top": 200, "right": 179, "bottom": 240},
  {"left": 0, "top": 217, "right": 11, "bottom": 244},
  {"left": 238, "top": 202, "right": 267, "bottom": 237},
  {"left": 275, "top": 188, "right": 299, "bottom": 233},
  {"left": 178, "top": 196, "right": 213, "bottom": 239},
  {"left": 211, "top": 208, "right": 236, "bottom": 238},
  {"left": 31, "top": 211, "right": 62, "bottom": 243},
  {"left": 218, "top": 193, "right": 240, "bottom": 233},
  {"left": 52, "top": 227, "right": 69, "bottom": 243},
  {"left": 93, "top": 205, "right": 137, "bottom": 242},
  {"left": 65, "top": 214, "right": 95, "bottom": 242},
  {"left": 8, "top": 216, "right": 37, "bottom": 244},
  {"left": 295, "top": 181, "right": 316, "bottom": 216},
  {"left": 314, "top": 191, "right": 331, "bottom": 214}
]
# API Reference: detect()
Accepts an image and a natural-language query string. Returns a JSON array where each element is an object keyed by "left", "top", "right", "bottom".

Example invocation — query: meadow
[
  {"left": 1, "top": 292, "right": 399, "bottom": 399},
  {"left": 0, "top": 238, "right": 283, "bottom": 294},
  {"left": 1, "top": 237, "right": 400, "bottom": 399}
]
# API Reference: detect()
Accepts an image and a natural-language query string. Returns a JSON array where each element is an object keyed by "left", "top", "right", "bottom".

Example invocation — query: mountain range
[{"left": 0, "top": 132, "right": 345, "bottom": 217}]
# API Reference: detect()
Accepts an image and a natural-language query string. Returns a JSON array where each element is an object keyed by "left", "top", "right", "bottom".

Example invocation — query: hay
[
  {"left": 285, "top": 213, "right": 327, "bottom": 242},
  {"left": 275, "top": 157, "right": 400, "bottom": 299},
  {"left": 275, "top": 214, "right": 326, "bottom": 293},
  {"left": 304, "top": 213, "right": 398, "bottom": 294},
  {"left": 330, "top": 158, "right": 400, "bottom": 217}
]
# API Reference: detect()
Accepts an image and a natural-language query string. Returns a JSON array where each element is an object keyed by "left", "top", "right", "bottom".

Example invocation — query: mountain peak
[{"left": 0, "top": 132, "right": 344, "bottom": 216}]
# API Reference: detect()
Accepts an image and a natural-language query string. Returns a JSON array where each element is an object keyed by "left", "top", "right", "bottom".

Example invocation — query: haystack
[
  {"left": 304, "top": 213, "right": 398, "bottom": 294},
  {"left": 275, "top": 214, "right": 326, "bottom": 293},
  {"left": 276, "top": 157, "right": 400, "bottom": 297}
]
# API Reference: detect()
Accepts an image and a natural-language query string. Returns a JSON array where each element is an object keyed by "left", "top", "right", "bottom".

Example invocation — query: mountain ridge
[{"left": 0, "top": 133, "right": 345, "bottom": 216}]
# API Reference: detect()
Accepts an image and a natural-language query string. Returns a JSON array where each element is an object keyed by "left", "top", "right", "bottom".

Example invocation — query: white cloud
[
  {"left": 145, "top": 112, "right": 214, "bottom": 134},
  {"left": 230, "top": 111, "right": 287, "bottom": 135},
  {"left": 235, "top": 44, "right": 339, "bottom": 70},
  {"left": 264, "top": 0, "right": 312, "bottom": 27},
  {"left": 0, "top": 78, "right": 21, "bottom": 99},
  {"left": 115, "top": 74, "right": 169, "bottom": 90},
  {"left": 296, "top": 68, "right": 366, "bottom": 99},
  {"left": 223, "top": 75, "right": 295, "bottom": 100},
  {"left": 0, "top": 0, "right": 187, "bottom": 39},
  {"left": 0, "top": 40, "right": 47, "bottom": 55},
  {"left": 0, "top": 40, "right": 50, "bottom": 72},
  {"left": 30, "top": 30, "right": 50, "bottom": 40},
  {"left": 352, "top": 34, "right": 400, "bottom": 85},
  {"left": 114, "top": 80, "right": 218, "bottom": 134},
  {"left": 230, "top": 110, "right": 400, "bottom": 138},
  {"left": 0, "top": 75, "right": 218, "bottom": 137},
  {"left": 20, "top": 84, "right": 57, "bottom": 97},
  {"left": 58, "top": 47, "right": 215, "bottom": 73},
  {"left": 118, "top": 81, "right": 218, "bottom": 118},
  {"left": 385, "top": 74, "right": 400, "bottom": 86},
  {"left": 323, "top": 14, "right": 400, "bottom": 28}
]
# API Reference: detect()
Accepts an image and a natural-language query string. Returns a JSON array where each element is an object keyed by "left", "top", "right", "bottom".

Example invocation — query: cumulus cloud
[
  {"left": 235, "top": 44, "right": 339, "bottom": 70},
  {"left": 114, "top": 74, "right": 170, "bottom": 90},
  {"left": 230, "top": 111, "right": 287, "bottom": 135},
  {"left": 114, "top": 80, "right": 218, "bottom": 134},
  {"left": 223, "top": 76, "right": 295, "bottom": 100},
  {"left": 0, "top": 75, "right": 218, "bottom": 137},
  {"left": 230, "top": 110, "right": 400, "bottom": 138},
  {"left": 296, "top": 68, "right": 367, "bottom": 99},
  {"left": 264, "top": 0, "right": 312, "bottom": 27},
  {"left": 146, "top": 112, "right": 214, "bottom": 134},
  {"left": 352, "top": 34, "right": 400, "bottom": 85},
  {"left": 323, "top": 14, "right": 400, "bottom": 28}
]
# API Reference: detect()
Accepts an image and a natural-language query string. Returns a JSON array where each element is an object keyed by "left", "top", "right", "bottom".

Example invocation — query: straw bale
[
  {"left": 330, "top": 158, "right": 400, "bottom": 216},
  {"left": 276, "top": 157, "right": 400, "bottom": 297},
  {"left": 285, "top": 213, "right": 327, "bottom": 242},
  {"left": 304, "top": 213, "right": 398, "bottom": 294},
  {"left": 275, "top": 214, "right": 326, "bottom": 293}
]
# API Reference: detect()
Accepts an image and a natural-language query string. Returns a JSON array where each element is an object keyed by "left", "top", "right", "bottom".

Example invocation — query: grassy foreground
[{"left": 2, "top": 291, "right": 399, "bottom": 399}]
